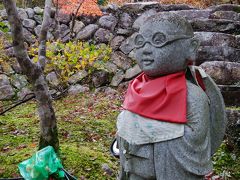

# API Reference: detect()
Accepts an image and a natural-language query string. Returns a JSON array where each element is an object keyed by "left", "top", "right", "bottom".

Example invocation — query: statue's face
[{"left": 135, "top": 21, "right": 193, "bottom": 77}]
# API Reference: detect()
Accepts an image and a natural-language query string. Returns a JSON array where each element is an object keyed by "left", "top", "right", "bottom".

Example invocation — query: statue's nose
[{"left": 142, "top": 42, "right": 153, "bottom": 55}]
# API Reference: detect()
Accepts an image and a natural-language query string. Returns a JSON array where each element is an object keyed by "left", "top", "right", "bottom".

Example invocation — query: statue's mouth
[{"left": 142, "top": 59, "right": 154, "bottom": 66}]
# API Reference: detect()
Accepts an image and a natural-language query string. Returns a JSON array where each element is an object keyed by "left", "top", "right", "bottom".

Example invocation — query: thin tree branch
[
  {"left": 38, "top": 0, "right": 53, "bottom": 69},
  {"left": 70, "top": 1, "right": 84, "bottom": 39},
  {"left": 53, "top": 0, "right": 61, "bottom": 39},
  {"left": 0, "top": 94, "right": 35, "bottom": 115}
]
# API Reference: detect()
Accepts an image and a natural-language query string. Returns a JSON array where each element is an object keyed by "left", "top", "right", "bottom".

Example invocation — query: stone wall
[
  {"left": 0, "top": 3, "right": 239, "bottom": 102},
  {"left": 0, "top": 2, "right": 239, "bottom": 148}
]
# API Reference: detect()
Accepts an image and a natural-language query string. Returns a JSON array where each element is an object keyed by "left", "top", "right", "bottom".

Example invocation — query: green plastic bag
[{"left": 18, "top": 146, "right": 65, "bottom": 180}]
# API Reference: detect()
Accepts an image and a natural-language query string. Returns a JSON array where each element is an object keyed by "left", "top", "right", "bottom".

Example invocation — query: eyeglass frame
[{"left": 134, "top": 32, "right": 193, "bottom": 48}]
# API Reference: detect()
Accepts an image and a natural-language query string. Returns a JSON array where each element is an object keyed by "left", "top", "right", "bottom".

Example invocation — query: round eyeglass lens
[
  {"left": 152, "top": 32, "right": 166, "bottom": 46},
  {"left": 134, "top": 34, "right": 145, "bottom": 47}
]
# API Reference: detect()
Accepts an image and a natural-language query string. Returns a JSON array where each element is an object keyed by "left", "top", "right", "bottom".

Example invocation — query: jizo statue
[{"left": 116, "top": 13, "right": 227, "bottom": 180}]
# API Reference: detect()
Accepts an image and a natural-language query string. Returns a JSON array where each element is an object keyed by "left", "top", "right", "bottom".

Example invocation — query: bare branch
[
  {"left": 53, "top": 0, "right": 61, "bottom": 39},
  {"left": 70, "top": 1, "right": 84, "bottom": 39},
  {"left": 38, "top": 0, "right": 53, "bottom": 69}
]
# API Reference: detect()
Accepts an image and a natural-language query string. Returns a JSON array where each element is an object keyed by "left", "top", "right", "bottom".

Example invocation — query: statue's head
[{"left": 134, "top": 12, "right": 199, "bottom": 77}]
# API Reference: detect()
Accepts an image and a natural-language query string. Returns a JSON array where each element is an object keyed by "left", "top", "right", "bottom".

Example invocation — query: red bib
[{"left": 123, "top": 71, "right": 187, "bottom": 123}]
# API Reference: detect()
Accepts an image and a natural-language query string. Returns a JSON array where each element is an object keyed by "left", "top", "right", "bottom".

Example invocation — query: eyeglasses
[{"left": 134, "top": 32, "right": 192, "bottom": 48}]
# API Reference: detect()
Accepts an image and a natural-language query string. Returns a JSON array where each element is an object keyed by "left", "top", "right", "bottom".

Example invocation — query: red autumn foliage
[{"left": 54, "top": 0, "right": 103, "bottom": 16}]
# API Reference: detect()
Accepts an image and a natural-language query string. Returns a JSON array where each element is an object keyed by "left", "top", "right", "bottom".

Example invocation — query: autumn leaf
[{"left": 54, "top": 0, "right": 103, "bottom": 16}]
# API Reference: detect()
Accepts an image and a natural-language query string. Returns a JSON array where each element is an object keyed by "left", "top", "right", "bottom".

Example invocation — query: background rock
[
  {"left": 98, "top": 15, "right": 118, "bottom": 31},
  {"left": 0, "top": 85, "right": 14, "bottom": 100},
  {"left": 68, "top": 71, "right": 88, "bottom": 84},
  {"left": 133, "top": 9, "right": 157, "bottom": 29},
  {"left": 46, "top": 72, "right": 60, "bottom": 87},
  {"left": 111, "top": 51, "right": 132, "bottom": 70},
  {"left": 68, "top": 85, "right": 89, "bottom": 95},
  {"left": 125, "top": 64, "right": 141, "bottom": 80},
  {"left": 200, "top": 61, "right": 240, "bottom": 85},
  {"left": 110, "top": 70, "right": 124, "bottom": 87},
  {"left": 92, "top": 71, "right": 109, "bottom": 87},
  {"left": 76, "top": 24, "right": 99, "bottom": 40},
  {"left": 94, "top": 28, "right": 113, "bottom": 43},
  {"left": 226, "top": 109, "right": 240, "bottom": 148}
]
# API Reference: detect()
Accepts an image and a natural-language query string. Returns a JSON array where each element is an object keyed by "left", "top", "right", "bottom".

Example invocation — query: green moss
[
  {"left": 233, "top": 6, "right": 240, "bottom": 13},
  {"left": 2, "top": 92, "right": 239, "bottom": 179},
  {"left": 226, "top": 106, "right": 240, "bottom": 111},
  {"left": 0, "top": 92, "right": 120, "bottom": 179}
]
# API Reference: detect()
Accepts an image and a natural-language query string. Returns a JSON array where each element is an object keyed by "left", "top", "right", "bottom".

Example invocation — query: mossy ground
[
  {"left": 0, "top": 91, "right": 123, "bottom": 179},
  {"left": 0, "top": 91, "right": 239, "bottom": 179}
]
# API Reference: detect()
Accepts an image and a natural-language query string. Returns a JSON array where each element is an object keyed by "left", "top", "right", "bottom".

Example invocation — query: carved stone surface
[{"left": 117, "top": 12, "right": 226, "bottom": 180}]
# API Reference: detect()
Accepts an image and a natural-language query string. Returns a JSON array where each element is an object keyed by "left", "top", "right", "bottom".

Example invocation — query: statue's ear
[{"left": 187, "top": 37, "right": 200, "bottom": 61}]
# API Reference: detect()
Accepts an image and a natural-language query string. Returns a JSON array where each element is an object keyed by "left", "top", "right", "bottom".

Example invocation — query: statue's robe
[
  {"left": 118, "top": 81, "right": 212, "bottom": 180},
  {"left": 117, "top": 68, "right": 226, "bottom": 180}
]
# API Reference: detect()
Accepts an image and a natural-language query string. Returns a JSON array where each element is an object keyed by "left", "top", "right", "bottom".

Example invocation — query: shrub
[
  {"left": 29, "top": 40, "right": 112, "bottom": 82},
  {"left": 0, "top": 22, "right": 10, "bottom": 33}
]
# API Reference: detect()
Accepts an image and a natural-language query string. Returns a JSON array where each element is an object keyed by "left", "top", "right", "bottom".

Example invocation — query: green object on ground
[{"left": 18, "top": 146, "right": 64, "bottom": 180}]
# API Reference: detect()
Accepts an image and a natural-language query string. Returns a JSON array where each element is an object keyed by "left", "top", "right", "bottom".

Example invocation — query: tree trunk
[{"left": 3, "top": 0, "right": 59, "bottom": 152}]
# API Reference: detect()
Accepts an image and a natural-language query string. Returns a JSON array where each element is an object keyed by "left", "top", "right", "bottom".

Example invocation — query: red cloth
[{"left": 123, "top": 71, "right": 187, "bottom": 123}]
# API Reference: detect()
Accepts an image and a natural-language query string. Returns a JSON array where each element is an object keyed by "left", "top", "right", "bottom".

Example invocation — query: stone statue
[{"left": 116, "top": 12, "right": 227, "bottom": 180}]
